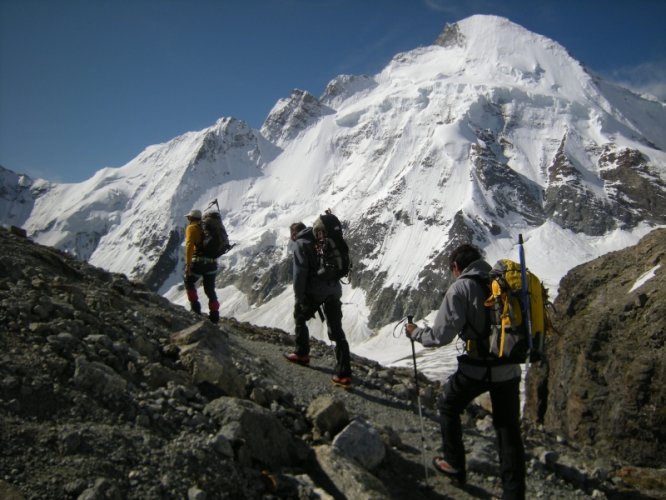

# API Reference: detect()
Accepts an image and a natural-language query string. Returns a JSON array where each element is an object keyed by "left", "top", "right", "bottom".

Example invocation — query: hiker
[
  {"left": 405, "top": 243, "right": 526, "bottom": 499},
  {"left": 284, "top": 220, "right": 352, "bottom": 386},
  {"left": 183, "top": 208, "right": 220, "bottom": 323}
]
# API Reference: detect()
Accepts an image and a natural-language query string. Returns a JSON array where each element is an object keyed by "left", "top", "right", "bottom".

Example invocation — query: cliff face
[{"left": 525, "top": 228, "right": 666, "bottom": 467}]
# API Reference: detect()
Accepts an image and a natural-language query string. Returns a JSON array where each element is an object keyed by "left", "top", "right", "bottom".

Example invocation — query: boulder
[
  {"left": 332, "top": 418, "right": 386, "bottom": 470},
  {"left": 314, "top": 445, "right": 390, "bottom": 499},
  {"left": 171, "top": 322, "right": 245, "bottom": 397},
  {"left": 306, "top": 395, "right": 349, "bottom": 438},
  {"left": 204, "top": 397, "right": 309, "bottom": 468}
]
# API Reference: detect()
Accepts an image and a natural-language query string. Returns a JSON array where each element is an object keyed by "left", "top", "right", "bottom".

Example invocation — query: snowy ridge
[{"left": 3, "top": 15, "right": 665, "bottom": 382}]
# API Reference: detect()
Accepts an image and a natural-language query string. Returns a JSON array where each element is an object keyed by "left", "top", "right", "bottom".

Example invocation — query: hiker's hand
[{"left": 405, "top": 322, "right": 418, "bottom": 338}]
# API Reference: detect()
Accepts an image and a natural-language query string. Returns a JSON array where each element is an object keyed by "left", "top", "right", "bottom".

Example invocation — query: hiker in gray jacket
[
  {"left": 284, "top": 222, "right": 352, "bottom": 386},
  {"left": 406, "top": 243, "right": 525, "bottom": 500}
]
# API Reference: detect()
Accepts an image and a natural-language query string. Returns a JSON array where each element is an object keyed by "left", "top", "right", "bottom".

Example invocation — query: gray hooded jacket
[
  {"left": 412, "top": 259, "right": 521, "bottom": 382},
  {"left": 292, "top": 227, "right": 342, "bottom": 305}
]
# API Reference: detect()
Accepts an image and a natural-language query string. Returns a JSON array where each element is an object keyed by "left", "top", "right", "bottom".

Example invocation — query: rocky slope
[
  {"left": 525, "top": 228, "right": 666, "bottom": 480},
  {"left": 2, "top": 225, "right": 665, "bottom": 499}
]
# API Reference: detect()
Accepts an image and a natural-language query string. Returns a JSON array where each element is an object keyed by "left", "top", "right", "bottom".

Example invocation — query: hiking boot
[
  {"left": 209, "top": 310, "right": 220, "bottom": 324},
  {"left": 190, "top": 301, "right": 201, "bottom": 315},
  {"left": 432, "top": 456, "right": 466, "bottom": 484},
  {"left": 331, "top": 375, "right": 352, "bottom": 386},
  {"left": 284, "top": 352, "right": 310, "bottom": 365}
]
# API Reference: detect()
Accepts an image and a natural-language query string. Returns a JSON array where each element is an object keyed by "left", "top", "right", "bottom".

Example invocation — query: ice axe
[
  {"left": 205, "top": 198, "right": 220, "bottom": 212},
  {"left": 407, "top": 314, "right": 429, "bottom": 487}
]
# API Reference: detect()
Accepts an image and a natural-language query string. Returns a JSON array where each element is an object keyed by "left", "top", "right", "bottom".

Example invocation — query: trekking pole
[
  {"left": 518, "top": 234, "right": 534, "bottom": 363},
  {"left": 407, "top": 315, "right": 429, "bottom": 487}
]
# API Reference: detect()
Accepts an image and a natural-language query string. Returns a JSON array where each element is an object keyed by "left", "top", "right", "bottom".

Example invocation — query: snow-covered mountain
[{"left": 3, "top": 15, "right": 665, "bottom": 380}]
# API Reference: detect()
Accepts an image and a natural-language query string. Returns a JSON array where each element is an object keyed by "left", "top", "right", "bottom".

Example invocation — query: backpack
[
  {"left": 200, "top": 211, "right": 230, "bottom": 258},
  {"left": 311, "top": 209, "right": 352, "bottom": 281},
  {"left": 464, "top": 259, "right": 554, "bottom": 364}
]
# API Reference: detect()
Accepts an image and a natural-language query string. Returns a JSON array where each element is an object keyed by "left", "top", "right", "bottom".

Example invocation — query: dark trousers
[
  {"left": 439, "top": 369, "right": 526, "bottom": 500},
  {"left": 294, "top": 296, "right": 351, "bottom": 377},
  {"left": 184, "top": 261, "right": 219, "bottom": 312}
]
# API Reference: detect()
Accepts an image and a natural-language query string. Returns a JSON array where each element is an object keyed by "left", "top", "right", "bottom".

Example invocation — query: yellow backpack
[{"left": 483, "top": 259, "right": 554, "bottom": 363}]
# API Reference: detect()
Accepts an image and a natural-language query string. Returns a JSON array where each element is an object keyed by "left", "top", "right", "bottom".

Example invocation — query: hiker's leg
[
  {"left": 202, "top": 270, "right": 219, "bottom": 322},
  {"left": 184, "top": 272, "right": 201, "bottom": 313},
  {"left": 293, "top": 303, "right": 311, "bottom": 356},
  {"left": 490, "top": 377, "right": 525, "bottom": 500},
  {"left": 323, "top": 297, "right": 351, "bottom": 377},
  {"left": 438, "top": 371, "right": 485, "bottom": 472}
]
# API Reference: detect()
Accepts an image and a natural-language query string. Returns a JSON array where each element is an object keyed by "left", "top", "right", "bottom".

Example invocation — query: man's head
[
  {"left": 186, "top": 209, "right": 202, "bottom": 222},
  {"left": 290, "top": 222, "right": 306, "bottom": 241},
  {"left": 448, "top": 244, "right": 483, "bottom": 276}
]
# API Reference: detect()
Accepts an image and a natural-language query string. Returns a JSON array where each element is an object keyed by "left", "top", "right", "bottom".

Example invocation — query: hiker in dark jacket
[
  {"left": 284, "top": 221, "right": 352, "bottom": 386},
  {"left": 406, "top": 243, "right": 525, "bottom": 500},
  {"left": 183, "top": 209, "right": 220, "bottom": 323}
]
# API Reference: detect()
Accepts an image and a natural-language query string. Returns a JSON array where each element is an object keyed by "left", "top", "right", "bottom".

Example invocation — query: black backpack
[
  {"left": 311, "top": 210, "right": 351, "bottom": 281},
  {"left": 200, "top": 211, "right": 230, "bottom": 258}
]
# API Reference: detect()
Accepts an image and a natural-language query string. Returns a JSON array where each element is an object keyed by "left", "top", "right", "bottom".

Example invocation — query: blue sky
[{"left": 1, "top": 0, "right": 665, "bottom": 183}]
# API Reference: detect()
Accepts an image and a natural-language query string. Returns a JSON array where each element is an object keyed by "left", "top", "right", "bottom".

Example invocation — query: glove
[{"left": 405, "top": 322, "right": 418, "bottom": 339}]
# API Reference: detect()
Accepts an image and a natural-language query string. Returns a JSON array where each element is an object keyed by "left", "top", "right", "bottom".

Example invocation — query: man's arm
[
  {"left": 184, "top": 224, "right": 199, "bottom": 274},
  {"left": 407, "top": 283, "right": 468, "bottom": 347},
  {"left": 292, "top": 241, "right": 310, "bottom": 304}
]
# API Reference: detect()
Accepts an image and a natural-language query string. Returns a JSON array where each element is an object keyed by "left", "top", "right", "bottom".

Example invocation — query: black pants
[
  {"left": 184, "top": 261, "right": 219, "bottom": 312},
  {"left": 294, "top": 296, "right": 351, "bottom": 377},
  {"left": 439, "top": 369, "right": 525, "bottom": 500}
]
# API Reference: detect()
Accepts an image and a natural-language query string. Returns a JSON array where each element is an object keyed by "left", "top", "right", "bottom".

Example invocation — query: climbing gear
[
  {"left": 311, "top": 209, "right": 351, "bottom": 282},
  {"left": 200, "top": 199, "right": 231, "bottom": 258},
  {"left": 463, "top": 235, "right": 554, "bottom": 364}
]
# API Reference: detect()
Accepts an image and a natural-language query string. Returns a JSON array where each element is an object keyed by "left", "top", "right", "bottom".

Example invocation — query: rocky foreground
[{"left": 0, "top": 225, "right": 664, "bottom": 499}]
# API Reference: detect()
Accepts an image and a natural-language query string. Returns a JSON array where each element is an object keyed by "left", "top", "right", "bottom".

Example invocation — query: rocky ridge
[
  {"left": 526, "top": 228, "right": 666, "bottom": 474},
  {"left": 0, "top": 225, "right": 663, "bottom": 499}
]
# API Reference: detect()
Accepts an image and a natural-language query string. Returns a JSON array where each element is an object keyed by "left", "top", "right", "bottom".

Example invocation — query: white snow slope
[{"left": 12, "top": 15, "right": 666, "bottom": 382}]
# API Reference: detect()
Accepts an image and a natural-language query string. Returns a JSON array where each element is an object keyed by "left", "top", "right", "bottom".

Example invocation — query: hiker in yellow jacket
[{"left": 184, "top": 209, "right": 220, "bottom": 323}]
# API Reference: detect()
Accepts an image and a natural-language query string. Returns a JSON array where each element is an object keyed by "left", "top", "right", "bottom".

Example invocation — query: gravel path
[{"left": 226, "top": 320, "right": 596, "bottom": 499}]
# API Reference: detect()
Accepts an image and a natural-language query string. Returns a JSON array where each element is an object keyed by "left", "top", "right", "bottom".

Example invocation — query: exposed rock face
[
  {"left": 320, "top": 74, "right": 377, "bottom": 106},
  {"left": 261, "top": 89, "right": 335, "bottom": 144},
  {"left": 434, "top": 22, "right": 466, "bottom": 48},
  {"left": 525, "top": 228, "right": 666, "bottom": 467},
  {"left": 598, "top": 145, "right": 666, "bottom": 228},
  {"left": 0, "top": 166, "right": 46, "bottom": 229}
]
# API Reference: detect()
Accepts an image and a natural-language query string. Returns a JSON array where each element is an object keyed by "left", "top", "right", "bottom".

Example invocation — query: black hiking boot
[
  {"left": 209, "top": 310, "right": 219, "bottom": 324},
  {"left": 190, "top": 301, "right": 201, "bottom": 315}
]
